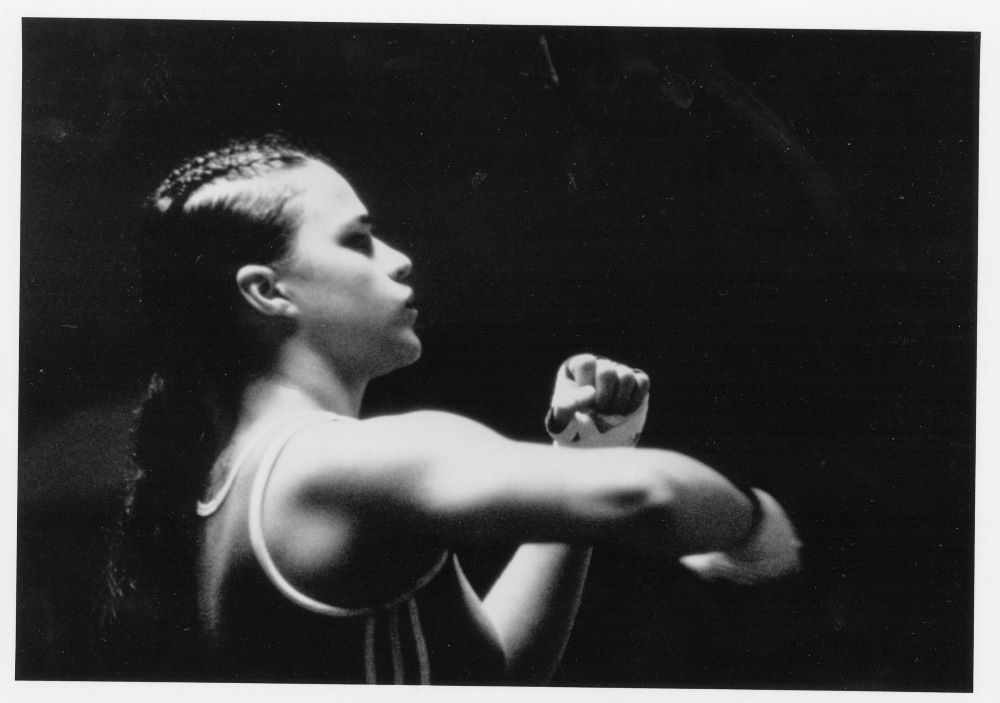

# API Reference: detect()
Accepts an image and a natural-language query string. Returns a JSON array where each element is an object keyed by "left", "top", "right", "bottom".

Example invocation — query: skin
[{"left": 195, "top": 159, "right": 758, "bottom": 683}]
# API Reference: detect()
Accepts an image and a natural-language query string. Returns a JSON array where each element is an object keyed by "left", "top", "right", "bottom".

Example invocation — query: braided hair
[{"left": 104, "top": 135, "right": 326, "bottom": 677}]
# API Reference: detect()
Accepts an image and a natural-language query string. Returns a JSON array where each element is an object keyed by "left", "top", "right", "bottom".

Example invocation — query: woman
[{"left": 113, "top": 135, "right": 800, "bottom": 685}]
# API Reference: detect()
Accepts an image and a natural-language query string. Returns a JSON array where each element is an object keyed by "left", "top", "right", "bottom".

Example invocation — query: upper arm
[{"left": 265, "top": 410, "right": 751, "bottom": 552}]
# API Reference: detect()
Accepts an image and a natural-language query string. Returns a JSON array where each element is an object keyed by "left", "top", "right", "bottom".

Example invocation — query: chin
[
  {"left": 398, "top": 335, "right": 423, "bottom": 367},
  {"left": 375, "top": 334, "right": 422, "bottom": 377}
]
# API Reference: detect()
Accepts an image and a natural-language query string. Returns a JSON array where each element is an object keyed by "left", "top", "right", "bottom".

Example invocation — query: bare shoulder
[
  {"left": 264, "top": 410, "right": 504, "bottom": 509},
  {"left": 358, "top": 410, "right": 503, "bottom": 444},
  {"left": 312, "top": 409, "right": 501, "bottom": 458},
  {"left": 252, "top": 411, "right": 480, "bottom": 605}
]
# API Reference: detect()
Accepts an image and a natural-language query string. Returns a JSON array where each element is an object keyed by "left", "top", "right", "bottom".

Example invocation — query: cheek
[
  {"left": 297, "top": 268, "right": 383, "bottom": 318},
  {"left": 285, "top": 247, "right": 386, "bottom": 310},
  {"left": 293, "top": 255, "right": 356, "bottom": 293}
]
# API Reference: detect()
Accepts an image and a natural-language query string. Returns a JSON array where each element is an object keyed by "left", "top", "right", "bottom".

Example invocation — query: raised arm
[
  {"left": 259, "top": 405, "right": 772, "bottom": 687},
  {"left": 482, "top": 355, "right": 647, "bottom": 682},
  {"left": 267, "top": 408, "right": 756, "bottom": 565},
  {"left": 260, "top": 358, "right": 798, "bottom": 683}
]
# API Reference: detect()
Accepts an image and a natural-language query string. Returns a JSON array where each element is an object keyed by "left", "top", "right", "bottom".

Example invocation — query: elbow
[
  {"left": 502, "top": 656, "right": 557, "bottom": 686},
  {"left": 608, "top": 480, "right": 673, "bottom": 516},
  {"left": 597, "top": 465, "right": 679, "bottom": 542}
]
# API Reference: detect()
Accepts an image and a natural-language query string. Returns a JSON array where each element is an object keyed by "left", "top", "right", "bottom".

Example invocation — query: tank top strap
[
  {"left": 246, "top": 411, "right": 450, "bottom": 618},
  {"left": 197, "top": 410, "right": 341, "bottom": 517}
]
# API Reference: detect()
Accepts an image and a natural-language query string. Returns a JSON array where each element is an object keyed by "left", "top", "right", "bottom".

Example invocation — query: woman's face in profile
[{"left": 274, "top": 160, "right": 422, "bottom": 375}]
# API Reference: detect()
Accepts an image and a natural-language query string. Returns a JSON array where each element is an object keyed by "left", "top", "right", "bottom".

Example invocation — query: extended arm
[
  {"left": 260, "top": 385, "right": 767, "bottom": 681},
  {"left": 269, "top": 411, "right": 758, "bottom": 571}
]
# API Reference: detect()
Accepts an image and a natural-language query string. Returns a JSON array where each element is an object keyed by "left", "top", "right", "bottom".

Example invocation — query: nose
[{"left": 381, "top": 240, "right": 412, "bottom": 282}]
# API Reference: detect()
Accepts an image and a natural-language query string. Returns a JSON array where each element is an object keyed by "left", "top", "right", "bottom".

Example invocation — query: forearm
[
  {"left": 483, "top": 542, "right": 592, "bottom": 683},
  {"left": 503, "top": 446, "right": 758, "bottom": 556},
  {"left": 637, "top": 453, "right": 758, "bottom": 555}
]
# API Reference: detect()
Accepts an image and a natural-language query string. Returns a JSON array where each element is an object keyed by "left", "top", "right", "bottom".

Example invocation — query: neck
[{"left": 242, "top": 342, "right": 369, "bottom": 422}]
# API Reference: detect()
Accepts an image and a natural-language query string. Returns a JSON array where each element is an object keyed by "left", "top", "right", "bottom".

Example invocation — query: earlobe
[{"left": 235, "top": 264, "right": 297, "bottom": 318}]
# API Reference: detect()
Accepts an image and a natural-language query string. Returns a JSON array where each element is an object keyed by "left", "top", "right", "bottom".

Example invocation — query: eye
[{"left": 342, "top": 231, "right": 374, "bottom": 255}]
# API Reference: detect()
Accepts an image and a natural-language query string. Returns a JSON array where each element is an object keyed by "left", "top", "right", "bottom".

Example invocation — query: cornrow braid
[
  {"left": 135, "top": 134, "right": 323, "bottom": 372},
  {"left": 151, "top": 134, "right": 316, "bottom": 215}
]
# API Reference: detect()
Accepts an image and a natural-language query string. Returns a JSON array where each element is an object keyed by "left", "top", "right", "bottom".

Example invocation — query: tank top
[{"left": 197, "top": 411, "right": 455, "bottom": 684}]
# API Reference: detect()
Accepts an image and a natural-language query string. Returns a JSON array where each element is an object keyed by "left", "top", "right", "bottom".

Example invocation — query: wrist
[{"left": 546, "top": 395, "right": 648, "bottom": 448}]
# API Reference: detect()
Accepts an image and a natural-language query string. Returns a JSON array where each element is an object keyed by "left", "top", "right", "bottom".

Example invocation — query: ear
[{"left": 235, "top": 264, "right": 297, "bottom": 318}]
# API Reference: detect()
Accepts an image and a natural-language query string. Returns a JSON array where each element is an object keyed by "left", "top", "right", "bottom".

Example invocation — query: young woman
[{"left": 113, "top": 135, "right": 801, "bottom": 685}]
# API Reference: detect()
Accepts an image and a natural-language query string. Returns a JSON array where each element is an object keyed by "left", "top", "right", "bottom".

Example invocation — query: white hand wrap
[
  {"left": 679, "top": 488, "right": 803, "bottom": 585},
  {"left": 545, "top": 363, "right": 649, "bottom": 448}
]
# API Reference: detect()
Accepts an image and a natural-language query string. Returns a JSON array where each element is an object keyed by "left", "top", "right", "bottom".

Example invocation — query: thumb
[{"left": 551, "top": 384, "right": 597, "bottom": 427}]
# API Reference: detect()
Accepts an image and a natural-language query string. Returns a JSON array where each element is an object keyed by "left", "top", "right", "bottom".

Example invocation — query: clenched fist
[{"left": 546, "top": 354, "right": 650, "bottom": 448}]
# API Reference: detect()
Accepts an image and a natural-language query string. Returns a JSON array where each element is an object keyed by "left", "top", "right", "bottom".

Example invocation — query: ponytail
[
  {"left": 104, "top": 135, "right": 316, "bottom": 678},
  {"left": 103, "top": 371, "right": 220, "bottom": 679}
]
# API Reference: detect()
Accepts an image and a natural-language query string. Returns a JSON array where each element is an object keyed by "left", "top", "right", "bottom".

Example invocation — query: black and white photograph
[{"left": 13, "top": 3, "right": 988, "bottom": 696}]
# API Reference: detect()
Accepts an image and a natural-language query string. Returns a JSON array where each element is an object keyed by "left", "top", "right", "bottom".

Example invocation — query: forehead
[{"left": 281, "top": 161, "right": 368, "bottom": 235}]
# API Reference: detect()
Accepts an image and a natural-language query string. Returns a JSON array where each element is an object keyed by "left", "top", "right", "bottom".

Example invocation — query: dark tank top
[{"left": 197, "top": 412, "right": 506, "bottom": 684}]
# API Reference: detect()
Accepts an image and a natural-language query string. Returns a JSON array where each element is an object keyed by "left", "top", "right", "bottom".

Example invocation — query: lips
[{"left": 399, "top": 291, "right": 418, "bottom": 322}]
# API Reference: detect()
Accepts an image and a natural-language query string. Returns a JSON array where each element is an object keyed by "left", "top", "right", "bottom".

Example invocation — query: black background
[{"left": 18, "top": 19, "right": 977, "bottom": 690}]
